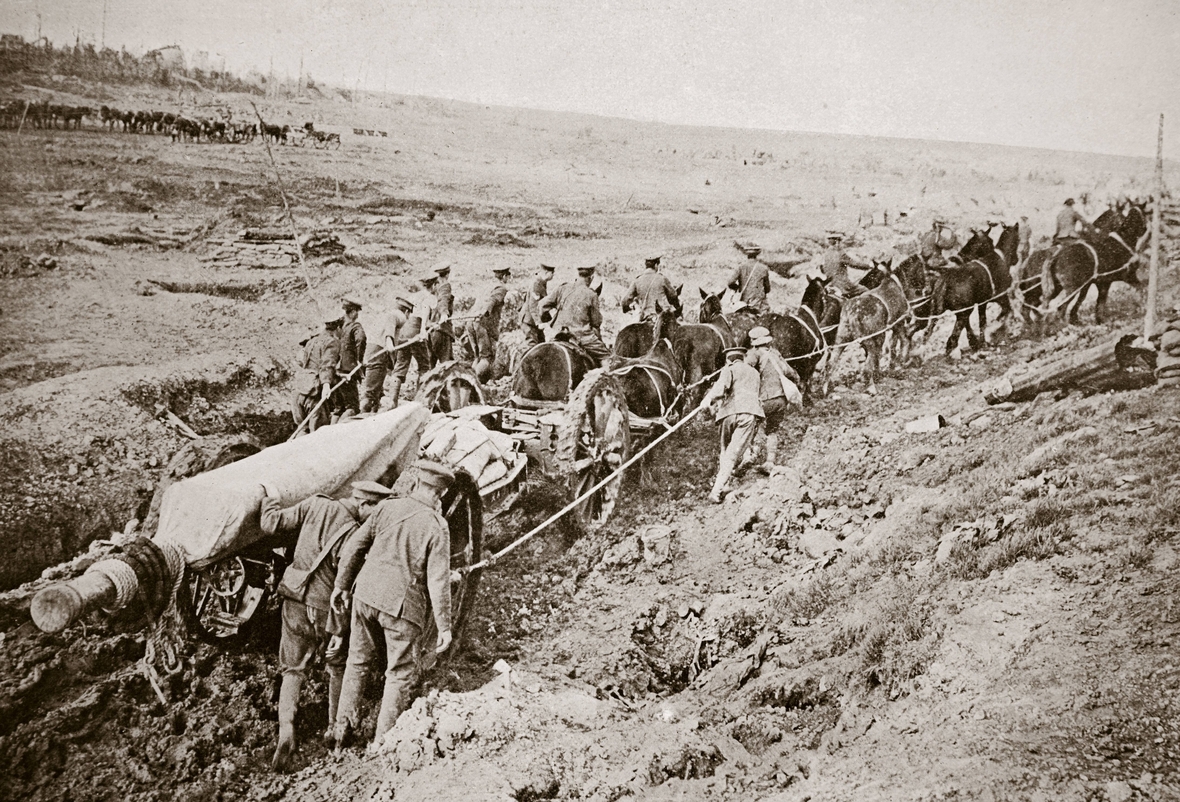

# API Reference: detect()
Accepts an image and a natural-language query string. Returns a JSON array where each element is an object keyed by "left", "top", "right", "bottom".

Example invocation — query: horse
[
  {"left": 759, "top": 278, "right": 829, "bottom": 402},
  {"left": 610, "top": 338, "right": 684, "bottom": 421},
  {"left": 1041, "top": 202, "right": 1148, "bottom": 325},
  {"left": 510, "top": 338, "right": 599, "bottom": 403},
  {"left": 931, "top": 225, "right": 1018, "bottom": 354},
  {"left": 823, "top": 255, "right": 927, "bottom": 395}
]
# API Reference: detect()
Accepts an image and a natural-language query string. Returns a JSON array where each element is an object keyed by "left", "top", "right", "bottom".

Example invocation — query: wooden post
[{"left": 1146, "top": 113, "right": 1163, "bottom": 343}]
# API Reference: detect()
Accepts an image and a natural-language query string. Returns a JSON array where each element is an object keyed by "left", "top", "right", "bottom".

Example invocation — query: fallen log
[{"left": 983, "top": 333, "right": 1157, "bottom": 404}]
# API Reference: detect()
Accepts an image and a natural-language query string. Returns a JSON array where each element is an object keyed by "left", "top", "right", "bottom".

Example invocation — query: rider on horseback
[
  {"left": 539, "top": 266, "right": 612, "bottom": 368},
  {"left": 1053, "top": 198, "right": 1094, "bottom": 244},
  {"left": 621, "top": 254, "right": 681, "bottom": 322},
  {"left": 920, "top": 218, "right": 956, "bottom": 269},
  {"left": 727, "top": 243, "right": 771, "bottom": 314},
  {"left": 822, "top": 232, "right": 870, "bottom": 297}
]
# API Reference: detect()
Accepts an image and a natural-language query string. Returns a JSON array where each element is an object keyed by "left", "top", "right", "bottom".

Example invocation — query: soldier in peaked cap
[
  {"left": 745, "top": 327, "right": 801, "bottom": 474},
  {"left": 293, "top": 314, "right": 343, "bottom": 433},
  {"left": 821, "top": 231, "right": 871, "bottom": 297},
  {"left": 520, "top": 262, "right": 556, "bottom": 346},
  {"left": 539, "top": 265, "right": 611, "bottom": 367},
  {"left": 260, "top": 478, "right": 393, "bottom": 771},
  {"left": 1054, "top": 197, "right": 1093, "bottom": 244},
  {"left": 622, "top": 252, "right": 681, "bottom": 323},
  {"left": 462, "top": 266, "right": 512, "bottom": 382},
  {"left": 334, "top": 298, "right": 367, "bottom": 422},
  {"left": 727, "top": 243, "right": 771, "bottom": 314},
  {"left": 331, "top": 460, "right": 455, "bottom": 750},
  {"left": 701, "top": 346, "right": 763, "bottom": 503},
  {"left": 361, "top": 296, "right": 426, "bottom": 413},
  {"left": 920, "top": 218, "right": 958, "bottom": 268},
  {"left": 425, "top": 262, "right": 455, "bottom": 366}
]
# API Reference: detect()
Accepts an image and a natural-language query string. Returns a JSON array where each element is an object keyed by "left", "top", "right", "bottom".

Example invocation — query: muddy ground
[{"left": 1, "top": 76, "right": 1179, "bottom": 801}]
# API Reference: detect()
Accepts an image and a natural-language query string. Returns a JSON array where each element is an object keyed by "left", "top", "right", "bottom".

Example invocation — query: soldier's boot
[
  {"left": 323, "top": 666, "right": 344, "bottom": 749},
  {"left": 334, "top": 668, "right": 366, "bottom": 753},
  {"left": 372, "top": 682, "right": 408, "bottom": 749},
  {"left": 709, "top": 454, "right": 735, "bottom": 504},
  {"left": 761, "top": 433, "right": 779, "bottom": 474},
  {"left": 272, "top": 673, "right": 302, "bottom": 773},
  {"left": 386, "top": 378, "right": 403, "bottom": 410}
]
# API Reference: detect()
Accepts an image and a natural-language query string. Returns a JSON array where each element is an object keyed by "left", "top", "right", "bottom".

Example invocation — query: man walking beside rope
[
  {"left": 292, "top": 314, "right": 342, "bottom": 432},
  {"left": 360, "top": 296, "right": 424, "bottom": 412},
  {"left": 261, "top": 479, "right": 392, "bottom": 771},
  {"left": 701, "top": 346, "right": 764, "bottom": 503},
  {"left": 745, "top": 327, "right": 801, "bottom": 474},
  {"left": 334, "top": 297, "right": 367, "bottom": 422},
  {"left": 520, "top": 262, "right": 555, "bottom": 346}
]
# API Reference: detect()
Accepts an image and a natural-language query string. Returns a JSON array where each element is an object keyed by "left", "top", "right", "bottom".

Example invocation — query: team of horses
[{"left": 511, "top": 199, "right": 1151, "bottom": 413}]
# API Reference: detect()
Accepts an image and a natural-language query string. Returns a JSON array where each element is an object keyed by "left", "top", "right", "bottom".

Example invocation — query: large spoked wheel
[
  {"left": 180, "top": 547, "right": 280, "bottom": 643},
  {"left": 144, "top": 436, "right": 279, "bottom": 644},
  {"left": 418, "top": 469, "right": 484, "bottom": 672},
  {"left": 414, "top": 360, "right": 485, "bottom": 413},
  {"left": 556, "top": 369, "right": 631, "bottom": 532}
]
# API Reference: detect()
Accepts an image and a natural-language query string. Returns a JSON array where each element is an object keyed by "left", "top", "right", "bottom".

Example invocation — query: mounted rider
[
  {"left": 919, "top": 217, "right": 957, "bottom": 269},
  {"left": 621, "top": 254, "right": 681, "bottom": 323},
  {"left": 727, "top": 243, "right": 771, "bottom": 314},
  {"left": 1053, "top": 198, "right": 1094, "bottom": 244},
  {"left": 821, "top": 232, "right": 870, "bottom": 297},
  {"left": 540, "top": 265, "right": 612, "bottom": 368}
]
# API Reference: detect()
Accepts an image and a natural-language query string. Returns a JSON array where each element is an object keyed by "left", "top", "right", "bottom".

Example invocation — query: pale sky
[{"left": 5, "top": 0, "right": 1178, "bottom": 158}]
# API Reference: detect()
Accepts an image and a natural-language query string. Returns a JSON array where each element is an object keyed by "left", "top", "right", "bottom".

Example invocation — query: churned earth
[{"left": 1, "top": 75, "right": 1178, "bottom": 801}]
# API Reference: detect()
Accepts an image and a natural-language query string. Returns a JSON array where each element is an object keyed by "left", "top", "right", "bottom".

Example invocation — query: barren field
[{"left": 1, "top": 77, "right": 1179, "bottom": 802}]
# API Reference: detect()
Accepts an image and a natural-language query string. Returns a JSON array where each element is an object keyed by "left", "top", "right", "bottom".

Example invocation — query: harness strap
[
  {"left": 970, "top": 259, "right": 996, "bottom": 297},
  {"left": 1080, "top": 241, "right": 1101, "bottom": 281},
  {"left": 788, "top": 312, "right": 821, "bottom": 351}
]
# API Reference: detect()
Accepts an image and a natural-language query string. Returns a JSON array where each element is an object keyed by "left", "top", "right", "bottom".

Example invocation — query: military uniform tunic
[
  {"left": 726, "top": 260, "right": 771, "bottom": 314},
  {"left": 622, "top": 270, "right": 680, "bottom": 321}
]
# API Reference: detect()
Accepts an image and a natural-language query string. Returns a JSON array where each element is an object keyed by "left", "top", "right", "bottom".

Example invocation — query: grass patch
[
  {"left": 831, "top": 579, "right": 938, "bottom": 696},
  {"left": 943, "top": 521, "right": 1070, "bottom": 580},
  {"left": 773, "top": 573, "right": 835, "bottom": 621}
]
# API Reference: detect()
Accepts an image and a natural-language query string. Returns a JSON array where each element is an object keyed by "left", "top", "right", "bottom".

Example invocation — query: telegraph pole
[{"left": 1145, "top": 113, "right": 1163, "bottom": 343}]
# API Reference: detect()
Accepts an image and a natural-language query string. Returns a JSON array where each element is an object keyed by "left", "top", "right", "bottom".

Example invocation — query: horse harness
[
  {"left": 967, "top": 258, "right": 996, "bottom": 298},
  {"left": 790, "top": 304, "right": 824, "bottom": 354},
  {"left": 611, "top": 361, "right": 678, "bottom": 416}
]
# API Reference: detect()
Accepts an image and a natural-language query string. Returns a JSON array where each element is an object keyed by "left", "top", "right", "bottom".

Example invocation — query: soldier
[
  {"left": 1017, "top": 215, "right": 1032, "bottom": 264},
  {"left": 360, "top": 297, "right": 424, "bottom": 412},
  {"left": 330, "top": 460, "right": 455, "bottom": 750},
  {"left": 821, "top": 232, "right": 870, "bottom": 296},
  {"left": 920, "top": 218, "right": 956, "bottom": 268},
  {"left": 621, "top": 254, "right": 681, "bottom": 322},
  {"left": 540, "top": 265, "right": 611, "bottom": 367},
  {"left": 293, "top": 315, "right": 342, "bottom": 432},
  {"left": 1054, "top": 198, "right": 1093, "bottom": 244},
  {"left": 519, "top": 262, "right": 555, "bottom": 346},
  {"left": 701, "top": 346, "right": 764, "bottom": 503},
  {"left": 726, "top": 244, "right": 771, "bottom": 314},
  {"left": 745, "top": 327, "right": 801, "bottom": 474},
  {"left": 334, "top": 297, "right": 367, "bottom": 422},
  {"left": 261, "top": 480, "right": 392, "bottom": 772},
  {"left": 426, "top": 262, "right": 455, "bottom": 365}
]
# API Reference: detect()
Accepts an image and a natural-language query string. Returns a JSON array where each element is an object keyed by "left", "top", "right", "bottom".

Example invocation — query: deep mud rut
[{"left": 2, "top": 81, "right": 1179, "bottom": 802}]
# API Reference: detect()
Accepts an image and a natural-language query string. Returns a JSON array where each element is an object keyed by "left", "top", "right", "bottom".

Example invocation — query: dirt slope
[{"left": 0, "top": 76, "right": 1178, "bottom": 802}]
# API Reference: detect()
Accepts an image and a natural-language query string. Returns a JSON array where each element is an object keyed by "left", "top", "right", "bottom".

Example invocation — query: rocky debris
[
  {"left": 934, "top": 514, "right": 1021, "bottom": 564},
  {"left": 198, "top": 229, "right": 343, "bottom": 269}
]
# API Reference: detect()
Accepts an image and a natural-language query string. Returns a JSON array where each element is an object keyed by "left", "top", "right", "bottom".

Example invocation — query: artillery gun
[{"left": 30, "top": 404, "right": 525, "bottom": 659}]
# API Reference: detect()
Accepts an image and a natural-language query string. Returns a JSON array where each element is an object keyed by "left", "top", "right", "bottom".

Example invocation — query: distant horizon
[{"left": 3, "top": 0, "right": 1177, "bottom": 161}]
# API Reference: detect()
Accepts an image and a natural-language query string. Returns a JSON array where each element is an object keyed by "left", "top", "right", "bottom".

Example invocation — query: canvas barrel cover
[{"left": 155, "top": 404, "right": 429, "bottom": 568}]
